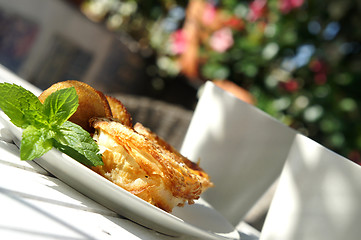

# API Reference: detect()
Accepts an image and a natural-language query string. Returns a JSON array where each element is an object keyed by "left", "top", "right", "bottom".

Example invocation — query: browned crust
[
  {"left": 105, "top": 95, "right": 133, "bottom": 127},
  {"left": 134, "top": 122, "right": 211, "bottom": 178},
  {"left": 38, "top": 80, "right": 112, "bottom": 132}
]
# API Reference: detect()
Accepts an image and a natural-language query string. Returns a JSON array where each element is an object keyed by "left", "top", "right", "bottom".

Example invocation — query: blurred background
[{"left": 0, "top": 0, "right": 360, "bottom": 166}]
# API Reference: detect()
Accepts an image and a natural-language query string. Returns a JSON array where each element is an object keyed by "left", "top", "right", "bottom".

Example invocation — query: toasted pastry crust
[
  {"left": 91, "top": 117, "right": 213, "bottom": 212},
  {"left": 133, "top": 122, "right": 212, "bottom": 181},
  {"left": 38, "top": 80, "right": 112, "bottom": 132},
  {"left": 105, "top": 95, "right": 133, "bottom": 127}
]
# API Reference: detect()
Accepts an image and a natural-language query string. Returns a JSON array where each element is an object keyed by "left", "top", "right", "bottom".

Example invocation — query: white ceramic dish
[{"left": 0, "top": 112, "right": 240, "bottom": 240}]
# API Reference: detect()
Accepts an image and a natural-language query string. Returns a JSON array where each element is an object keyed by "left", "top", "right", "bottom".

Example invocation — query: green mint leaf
[
  {"left": 43, "top": 87, "right": 78, "bottom": 126},
  {"left": 20, "top": 126, "right": 54, "bottom": 160},
  {"left": 0, "top": 83, "right": 103, "bottom": 166},
  {"left": 0, "top": 83, "right": 43, "bottom": 128},
  {"left": 24, "top": 110, "right": 50, "bottom": 129},
  {"left": 53, "top": 121, "right": 103, "bottom": 166}
]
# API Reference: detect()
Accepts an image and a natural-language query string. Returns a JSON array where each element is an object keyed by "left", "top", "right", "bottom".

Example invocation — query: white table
[{"left": 0, "top": 65, "right": 260, "bottom": 240}]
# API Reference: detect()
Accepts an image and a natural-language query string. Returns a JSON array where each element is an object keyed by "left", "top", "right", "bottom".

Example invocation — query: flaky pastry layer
[{"left": 91, "top": 117, "right": 213, "bottom": 212}]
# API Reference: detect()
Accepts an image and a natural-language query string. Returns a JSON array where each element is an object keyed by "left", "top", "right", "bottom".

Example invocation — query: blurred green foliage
[{"left": 81, "top": 0, "right": 361, "bottom": 164}]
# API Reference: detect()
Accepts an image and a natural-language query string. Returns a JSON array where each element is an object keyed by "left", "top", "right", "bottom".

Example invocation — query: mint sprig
[
  {"left": 0, "top": 83, "right": 43, "bottom": 128},
  {"left": 0, "top": 83, "right": 103, "bottom": 166}
]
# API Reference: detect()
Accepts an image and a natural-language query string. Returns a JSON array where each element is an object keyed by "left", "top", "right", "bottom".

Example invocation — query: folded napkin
[{"left": 181, "top": 81, "right": 296, "bottom": 225}]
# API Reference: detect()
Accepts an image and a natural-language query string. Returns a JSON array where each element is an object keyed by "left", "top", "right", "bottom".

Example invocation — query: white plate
[{"left": 0, "top": 112, "right": 240, "bottom": 240}]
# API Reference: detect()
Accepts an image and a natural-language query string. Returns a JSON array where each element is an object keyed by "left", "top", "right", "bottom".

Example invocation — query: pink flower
[
  {"left": 279, "top": 0, "right": 304, "bottom": 14},
  {"left": 314, "top": 73, "right": 327, "bottom": 85},
  {"left": 209, "top": 27, "right": 234, "bottom": 53},
  {"left": 309, "top": 59, "right": 328, "bottom": 85},
  {"left": 309, "top": 59, "right": 326, "bottom": 73},
  {"left": 202, "top": 3, "right": 217, "bottom": 26},
  {"left": 248, "top": 0, "right": 267, "bottom": 22},
  {"left": 280, "top": 79, "right": 299, "bottom": 92},
  {"left": 225, "top": 16, "right": 244, "bottom": 30},
  {"left": 170, "top": 29, "right": 187, "bottom": 55}
]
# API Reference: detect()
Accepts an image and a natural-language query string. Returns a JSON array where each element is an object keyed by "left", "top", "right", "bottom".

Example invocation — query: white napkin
[
  {"left": 180, "top": 81, "right": 297, "bottom": 225},
  {"left": 261, "top": 134, "right": 361, "bottom": 240}
]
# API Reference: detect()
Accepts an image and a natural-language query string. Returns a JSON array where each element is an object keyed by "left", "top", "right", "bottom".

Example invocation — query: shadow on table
[{"left": 0, "top": 187, "right": 98, "bottom": 239}]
